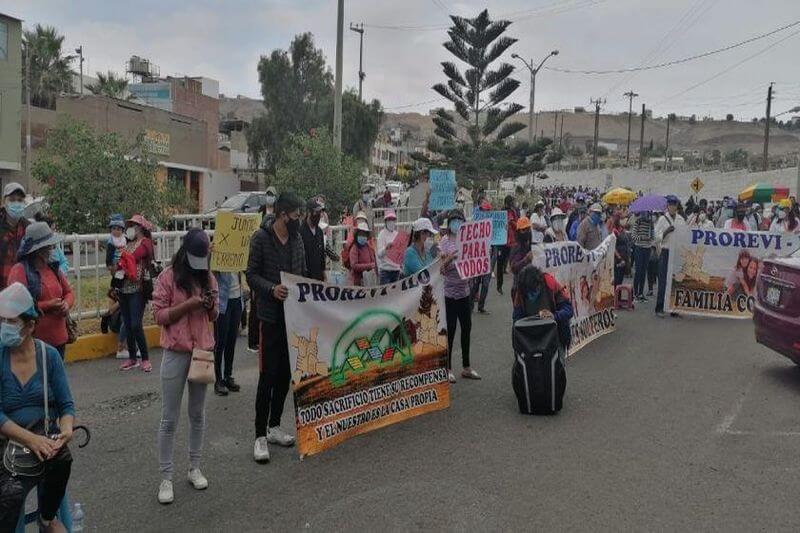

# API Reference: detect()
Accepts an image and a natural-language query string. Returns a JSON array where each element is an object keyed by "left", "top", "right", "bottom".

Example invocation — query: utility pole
[
  {"left": 511, "top": 50, "right": 559, "bottom": 145},
  {"left": 638, "top": 103, "right": 646, "bottom": 170},
  {"left": 763, "top": 82, "right": 774, "bottom": 171},
  {"left": 558, "top": 114, "right": 564, "bottom": 150},
  {"left": 349, "top": 23, "right": 365, "bottom": 101},
  {"left": 553, "top": 111, "right": 558, "bottom": 141},
  {"left": 75, "top": 46, "right": 84, "bottom": 94},
  {"left": 590, "top": 98, "right": 605, "bottom": 169},
  {"left": 623, "top": 90, "right": 638, "bottom": 166},
  {"left": 333, "top": 0, "right": 344, "bottom": 150},
  {"left": 24, "top": 45, "right": 31, "bottom": 178},
  {"left": 665, "top": 114, "right": 671, "bottom": 172}
]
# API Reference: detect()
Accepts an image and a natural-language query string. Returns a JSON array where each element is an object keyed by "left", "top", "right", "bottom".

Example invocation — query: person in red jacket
[
  {"left": 119, "top": 214, "right": 156, "bottom": 372},
  {"left": 348, "top": 220, "right": 377, "bottom": 286},
  {"left": 8, "top": 222, "right": 74, "bottom": 358},
  {"left": 496, "top": 195, "right": 519, "bottom": 295}
]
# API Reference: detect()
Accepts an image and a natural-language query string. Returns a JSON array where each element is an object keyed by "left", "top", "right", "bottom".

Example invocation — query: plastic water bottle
[{"left": 72, "top": 502, "right": 84, "bottom": 532}]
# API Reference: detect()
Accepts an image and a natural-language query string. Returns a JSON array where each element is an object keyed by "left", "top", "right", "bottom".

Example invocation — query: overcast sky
[{"left": 6, "top": 0, "right": 800, "bottom": 120}]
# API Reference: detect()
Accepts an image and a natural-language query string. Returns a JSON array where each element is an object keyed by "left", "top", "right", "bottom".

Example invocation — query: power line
[
  {"left": 544, "top": 18, "right": 800, "bottom": 75},
  {"left": 384, "top": 97, "right": 446, "bottom": 110}
]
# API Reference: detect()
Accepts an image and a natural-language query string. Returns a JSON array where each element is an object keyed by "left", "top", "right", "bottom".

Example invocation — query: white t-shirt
[{"left": 529, "top": 213, "right": 547, "bottom": 243}]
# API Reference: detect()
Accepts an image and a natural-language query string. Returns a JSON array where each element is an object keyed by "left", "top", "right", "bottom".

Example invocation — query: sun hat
[
  {"left": 184, "top": 228, "right": 210, "bottom": 270},
  {"left": 384, "top": 209, "right": 397, "bottom": 220},
  {"left": 412, "top": 217, "right": 436, "bottom": 234},
  {"left": 516, "top": 217, "right": 532, "bottom": 230},
  {"left": 127, "top": 214, "right": 154, "bottom": 231},
  {"left": 550, "top": 207, "right": 566, "bottom": 218},
  {"left": 265, "top": 186, "right": 277, "bottom": 196},
  {"left": 355, "top": 211, "right": 369, "bottom": 223},
  {"left": 3, "top": 182, "right": 25, "bottom": 198},
  {"left": 589, "top": 203, "right": 603, "bottom": 213},
  {"left": 108, "top": 214, "right": 126, "bottom": 229},
  {"left": 535, "top": 200, "right": 545, "bottom": 207},
  {"left": 0, "top": 282, "right": 38, "bottom": 319},
  {"left": 779, "top": 198, "right": 792, "bottom": 209},
  {"left": 355, "top": 220, "right": 371, "bottom": 233},
  {"left": 17, "top": 222, "right": 62, "bottom": 258}
]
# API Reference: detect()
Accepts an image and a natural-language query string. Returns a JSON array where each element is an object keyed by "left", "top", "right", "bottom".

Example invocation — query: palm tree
[
  {"left": 23, "top": 24, "right": 75, "bottom": 109},
  {"left": 86, "top": 71, "right": 132, "bottom": 100}
]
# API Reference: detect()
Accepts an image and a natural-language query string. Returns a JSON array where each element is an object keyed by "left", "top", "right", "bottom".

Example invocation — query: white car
[{"left": 386, "top": 182, "right": 409, "bottom": 206}]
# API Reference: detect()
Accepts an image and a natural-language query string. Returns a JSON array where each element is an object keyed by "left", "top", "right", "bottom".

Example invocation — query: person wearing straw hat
[
  {"left": 348, "top": 219, "right": 377, "bottom": 286},
  {"left": 119, "top": 214, "right": 156, "bottom": 372},
  {"left": 0, "top": 282, "right": 75, "bottom": 532},
  {"left": 8, "top": 222, "right": 74, "bottom": 359},
  {"left": 0, "top": 183, "right": 30, "bottom": 291},
  {"left": 377, "top": 209, "right": 402, "bottom": 284}
]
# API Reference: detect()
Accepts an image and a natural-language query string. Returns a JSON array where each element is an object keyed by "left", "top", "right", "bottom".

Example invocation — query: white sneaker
[
  {"left": 267, "top": 427, "right": 296, "bottom": 447},
  {"left": 448, "top": 371, "right": 456, "bottom": 383},
  {"left": 187, "top": 468, "right": 208, "bottom": 490},
  {"left": 115, "top": 349, "right": 130, "bottom": 359},
  {"left": 253, "top": 437, "right": 270, "bottom": 463},
  {"left": 158, "top": 480, "right": 174, "bottom": 504}
]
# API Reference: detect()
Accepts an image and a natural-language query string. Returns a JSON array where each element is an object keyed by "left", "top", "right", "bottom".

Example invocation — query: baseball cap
[
  {"left": 384, "top": 209, "right": 397, "bottom": 220},
  {"left": 448, "top": 209, "right": 465, "bottom": 222},
  {"left": 3, "top": 182, "right": 25, "bottom": 198},
  {"left": 589, "top": 203, "right": 603, "bottom": 213},
  {"left": 184, "top": 228, "right": 210, "bottom": 270},
  {"left": 666, "top": 195, "right": 680, "bottom": 204},
  {"left": 265, "top": 186, "right": 277, "bottom": 196},
  {"left": 550, "top": 207, "right": 566, "bottom": 218},
  {"left": 412, "top": 217, "right": 436, "bottom": 234},
  {"left": 0, "top": 282, "right": 38, "bottom": 319},
  {"left": 306, "top": 198, "right": 325, "bottom": 213}
]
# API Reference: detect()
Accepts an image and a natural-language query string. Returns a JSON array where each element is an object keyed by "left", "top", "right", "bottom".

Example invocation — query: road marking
[
  {"left": 724, "top": 430, "right": 800, "bottom": 437},
  {"left": 715, "top": 379, "right": 754, "bottom": 435}
]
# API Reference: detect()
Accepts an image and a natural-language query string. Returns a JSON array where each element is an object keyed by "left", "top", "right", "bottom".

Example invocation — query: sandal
[{"left": 461, "top": 369, "right": 481, "bottom": 380}]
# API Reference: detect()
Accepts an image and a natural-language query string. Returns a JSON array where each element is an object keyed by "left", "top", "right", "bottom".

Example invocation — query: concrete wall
[
  {"left": 538, "top": 166, "right": 800, "bottom": 202},
  {"left": 0, "top": 15, "right": 22, "bottom": 174}
]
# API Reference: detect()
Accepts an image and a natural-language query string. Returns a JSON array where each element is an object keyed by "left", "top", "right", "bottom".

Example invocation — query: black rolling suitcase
[{"left": 512, "top": 317, "right": 566, "bottom": 415}]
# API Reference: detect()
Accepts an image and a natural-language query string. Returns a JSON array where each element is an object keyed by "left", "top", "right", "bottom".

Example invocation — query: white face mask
[
  {"left": 126, "top": 227, "right": 137, "bottom": 240},
  {"left": 385, "top": 221, "right": 396, "bottom": 232},
  {"left": 699, "top": 213, "right": 707, "bottom": 222},
  {"left": 778, "top": 210, "right": 788, "bottom": 220},
  {"left": 265, "top": 195, "right": 276, "bottom": 206},
  {"left": 423, "top": 239, "right": 434, "bottom": 251}
]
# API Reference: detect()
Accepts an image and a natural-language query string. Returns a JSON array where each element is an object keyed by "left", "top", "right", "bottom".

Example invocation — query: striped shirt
[{"left": 632, "top": 216, "right": 654, "bottom": 248}]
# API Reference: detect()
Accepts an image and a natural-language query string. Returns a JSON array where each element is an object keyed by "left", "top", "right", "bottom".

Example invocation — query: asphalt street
[{"left": 65, "top": 284, "right": 800, "bottom": 532}]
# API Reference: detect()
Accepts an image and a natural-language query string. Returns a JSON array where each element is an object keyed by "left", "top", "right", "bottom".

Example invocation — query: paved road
[{"left": 65, "top": 285, "right": 800, "bottom": 531}]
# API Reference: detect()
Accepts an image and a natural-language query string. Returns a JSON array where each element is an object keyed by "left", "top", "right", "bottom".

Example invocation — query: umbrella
[
  {"left": 629, "top": 194, "right": 667, "bottom": 213},
  {"left": 602, "top": 187, "right": 636, "bottom": 205},
  {"left": 738, "top": 182, "right": 789, "bottom": 203}
]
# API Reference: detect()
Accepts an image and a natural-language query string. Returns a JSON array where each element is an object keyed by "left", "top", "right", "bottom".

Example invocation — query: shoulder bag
[
  {"left": 186, "top": 284, "right": 216, "bottom": 385},
  {"left": 3, "top": 340, "right": 51, "bottom": 477}
]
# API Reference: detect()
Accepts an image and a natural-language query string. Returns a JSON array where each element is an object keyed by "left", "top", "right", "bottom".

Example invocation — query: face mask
[
  {"left": 778, "top": 210, "right": 787, "bottom": 220},
  {"left": 356, "top": 235, "right": 368, "bottom": 246},
  {"left": 5, "top": 201, "right": 25, "bottom": 220},
  {"left": 265, "top": 195, "right": 276, "bottom": 206},
  {"left": 49, "top": 249, "right": 60, "bottom": 264},
  {"left": 286, "top": 217, "right": 300, "bottom": 234},
  {"left": 449, "top": 220, "right": 462, "bottom": 234},
  {"left": 386, "top": 221, "right": 396, "bottom": 232},
  {"left": 126, "top": 227, "right": 137, "bottom": 240},
  {"left": 552, "top": 218, "right": 565, "bottom": 232},
  {"left": 423, "top": 239, "right": 434, "bottom": 252},
  {"left": 362, "top": 194, "right": 370, "bottom": 203},
  {"left": 724, "top": 208, "right": 734, "bottom": 219},
  {"left": 591, "top": 213, "right": 602, "bottom": 225},
  {"left": 0, "top": 322, "right": 24, "bottom": 348},
  {"left": 699, "top": 213, "right": 707, "bottom": 222}
]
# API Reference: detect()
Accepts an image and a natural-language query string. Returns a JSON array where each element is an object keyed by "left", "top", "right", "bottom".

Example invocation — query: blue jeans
[
  {"left": 120, "top": 291, "right": 148, "bottom": 361},
  {"left": 655, "top": 249, "right": 670, "bottom": 313},
  {"left": 379, "top": 270, "right": 400, "bottom": 284},
  {"left": 632, "top": 246, "right": 651, "bottom": 297},
  {"left": 214, "top": 297, "right": 243, "bottom": 382}
]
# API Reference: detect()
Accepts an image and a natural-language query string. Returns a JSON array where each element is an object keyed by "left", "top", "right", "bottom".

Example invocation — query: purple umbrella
[{"left": 629, "top": 194, "right": 667, "bottom": 213}]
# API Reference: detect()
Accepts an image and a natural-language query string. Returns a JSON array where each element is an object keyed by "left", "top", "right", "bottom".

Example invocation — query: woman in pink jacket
[
  {"left": 348, "top": 220, "right": 377, "bottom": 286},
  {"left": 151, "top": 228, "right": 218, "bottom": 505}
]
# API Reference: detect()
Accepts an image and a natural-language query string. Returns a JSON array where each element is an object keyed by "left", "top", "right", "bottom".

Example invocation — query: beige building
[{"left": 0, "top": 13, "right": 22, "bottom": 187}]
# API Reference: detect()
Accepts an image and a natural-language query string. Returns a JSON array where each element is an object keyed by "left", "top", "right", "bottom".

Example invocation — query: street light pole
[
  {"left": 763, "top": 82, "right": 774, "bottom": 171},
  {"left": 512, "top": 50, "right": 559, "bottom": 145},
  {"left": 349, "top": 22, "right": 365, "bottom": 101},
  {"left": 623, "top": 90, "right": 638, "bottom": 166},
  {"left": 333, "top": 0, "right": 344, "bottom": 150},
  {"left": 75, "top": 46, "right": 84, "bottom": 94}
]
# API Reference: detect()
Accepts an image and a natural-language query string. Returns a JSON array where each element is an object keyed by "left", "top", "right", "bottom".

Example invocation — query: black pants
[
  {"left": 647, "top": 253, "right": 659, "bottom": 292},
  {"left": 496, "top": 245, "right": 510, "bottom": 291},
  {"left": 0, "top": 446, "right": 72, "bottom": 529},
  {"left": 247, "top": 296, "right": 259, "bottom": 351},
  {"left": 255, "top": 319, "right": 291, "bottom": 437},
  {"left": 445, "top": 296, "right": 472, "bottom": 369},
  {"left": 656, "top": 250, "right": 670, "bottom": 313},
  {"left": 214, "top": 297, "right": 243, "bottom": 383},
  {"left": 120, "top": 291, "right": 149, "bottom": 361}
]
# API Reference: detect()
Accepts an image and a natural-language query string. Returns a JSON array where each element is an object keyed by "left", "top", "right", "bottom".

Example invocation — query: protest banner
[
  {"left": 428, "top": 169, "right": 456, "bottom": 211},
  {"left": 281, "top": 266, "right": 451, "bottom": 457},
  {"left": 531, "top": 235, "right": 617, "bottom": 354},
  {"left": 455, "top": 219, "right": 492, "bottom": 279},
  {"left": 210, "top": 212, "right": 261, "bottom": 272},
  {"left": 385, "top": 231, "right": 409, "bottom": 266},
  {"left": 665, "top": 227, "right": 800, "bottom": 318},
  {"left": 473, "top": 210, "right": 508, "bottom": 245}
]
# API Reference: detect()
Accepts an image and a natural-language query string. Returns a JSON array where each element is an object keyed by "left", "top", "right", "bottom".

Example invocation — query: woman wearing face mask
[
  {"left": 0, "top": 183, "right": 31, "bottom": 290},
  {"left": 262, "top": 186, "right": 277, "bottom": 218},
  {"left": 8, "top": 222, "right": 74, "bottom": 359},
  {"left": 376, "top": 210, "right": 402, "bottom": 284},
  {"left": 544, "top": 208, "right": 568, "bottom": 242},
  {"left": 119, "top": 214, "right": 155, "bottom": 372},
  {"left": 403, "top": 218, "right": 438, "bottom": 277},
  {"left": 438, "top": 210, "right": 479, "bottom": 382},
  {"left": 0, "top": 282, "right": 75, "bottom": 533},
  {"left": 348, "top": 221, "right": 377, "bottom": 286},
  {"left": 151, "top": 228, "right": 218, "bottom": 504},
  {"left": 770, "top": 200, "right": 798, "bottom": 233}
]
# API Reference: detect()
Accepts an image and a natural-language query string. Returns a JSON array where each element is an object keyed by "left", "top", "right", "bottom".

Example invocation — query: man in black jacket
[
  {"left": 246, "top": 192, "right": 306, "bottom": 463},
  {"left": 300, "top": 197, "right": 326, "bottom": 281}
]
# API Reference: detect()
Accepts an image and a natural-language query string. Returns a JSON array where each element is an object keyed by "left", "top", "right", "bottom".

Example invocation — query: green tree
[
  {"left": 31, "top": 117, "right": 193, "bottom": 233},
  {"left": 273, "top": 129, "right": 361, "bottom": 220},
  {"left": 23, "top": 24, "right": 75, "bottom": 109},
  {"left": 415, "top": 9, "right": 547, "bottom": 184},
  {"left": 86, "top": 71, "right": 131, "bottom": 100}
]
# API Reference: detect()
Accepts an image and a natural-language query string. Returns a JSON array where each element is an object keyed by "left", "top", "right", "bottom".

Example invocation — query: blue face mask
[
  {"left": 356, "top": 235, "right": 368, "bottom": 246},
  {"left": 449, "top": 220, "right": 462, "bottom": 234},
  {"left": 5, "top": 201, "right": 25, "bottom": 220},
  {"left": 49, "top": 248, "right": 60, "bottom": 264},
  {"left": 591, "top": 213, "right": 602, "bottom": 225},
  {"left": 0, "top": 322, "right": 24, "bottom": 348}
]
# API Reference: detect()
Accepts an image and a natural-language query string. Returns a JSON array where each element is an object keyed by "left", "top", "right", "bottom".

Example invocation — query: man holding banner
[
  {"left": 246, "top": 192, "right": 307, "bottom": 463},
  {"left": 654, "top": 195, "right": 686, "bottom": 318}
]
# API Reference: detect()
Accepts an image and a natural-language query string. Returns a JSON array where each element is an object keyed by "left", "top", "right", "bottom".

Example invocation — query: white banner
[
  {"left": 665, "top": 227, "right": 800, "bottom": 318},
  {"left": 531, "top": 235, "right": 617, "bottom": 353},
  {"left": 281, "top": 265, "right": 450, "bottom": 457}
]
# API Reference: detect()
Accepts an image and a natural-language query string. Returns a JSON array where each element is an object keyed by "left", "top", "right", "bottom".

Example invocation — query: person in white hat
[
  {"left": 529, "top": 200, "right": 547, "bottom": 244},
  {"left": 0, "top": 182, "right": 29, "bottom": 290},
  {"left": 577, "top": 203, "right": 604, "bottom": 250},
  {"left": 263, "top": 186, "right": 277, "bottom": 217},
  {"left": 403, "top": 218, "right": 438, "bottom": 277},
  {"left": 376, "top": 209, "right": 401, "bottom": 284},
  {"left": 348, "top": 220, "right": 377, "bottom": 286},
  {"left": 0, "top": 282, "right": 75, "bottom": 533},
  {"left": 544, "top": 207, "right": 568, "bottom": 243}
]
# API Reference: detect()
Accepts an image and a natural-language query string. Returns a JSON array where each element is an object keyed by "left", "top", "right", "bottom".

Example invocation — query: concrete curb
[{"left": 65, "top": 325, "right": 161, "bottom": 363}]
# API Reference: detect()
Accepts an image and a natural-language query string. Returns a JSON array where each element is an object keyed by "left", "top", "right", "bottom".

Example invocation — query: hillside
[{"left": 218, "top": 96, "right": 800, "bottom": 156}]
